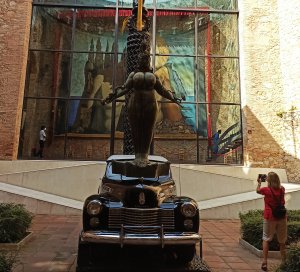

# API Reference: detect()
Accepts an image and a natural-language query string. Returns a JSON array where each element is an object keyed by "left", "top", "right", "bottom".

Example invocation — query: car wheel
[
  {"left": 175, "top": 245, "right": 196, "bottom": 264},
  {"left": 76, "top": 239, "right": 92, "bottom": 268},
  {"left": 76, "top": 266, "right": 89, "bottom": 272}
]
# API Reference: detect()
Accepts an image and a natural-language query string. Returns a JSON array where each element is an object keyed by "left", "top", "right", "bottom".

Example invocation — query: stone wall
[
  {"left": 281, "top": 111, "right": 300, "bottom": 182},
  {"left": 0, "top": 0, "right": 32, "bottom": 159},
  {"left": 277, "top": 0, "right": 300, "bottom": 182},
  {"left": 239, "top": 0, "right": 300, "bottom": 182}
]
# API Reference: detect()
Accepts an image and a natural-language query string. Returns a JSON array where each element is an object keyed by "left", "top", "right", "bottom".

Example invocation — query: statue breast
[{"left": 133, "top": 72, "right": 156, "bottom": 90}]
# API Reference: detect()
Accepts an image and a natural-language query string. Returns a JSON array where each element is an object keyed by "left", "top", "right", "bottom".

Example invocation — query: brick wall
[{"left": 0, "top": 0, "right": 32, "bottom": 159}]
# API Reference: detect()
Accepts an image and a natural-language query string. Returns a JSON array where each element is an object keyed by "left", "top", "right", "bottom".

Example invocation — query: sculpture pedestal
[{"left": 111, "top": 160, "right": 170, "bottom": 178}]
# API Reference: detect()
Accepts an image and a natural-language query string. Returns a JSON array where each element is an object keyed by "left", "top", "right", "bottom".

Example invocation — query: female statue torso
[{"left": 128, "top": 71, "right": 158, "bottom": 165}]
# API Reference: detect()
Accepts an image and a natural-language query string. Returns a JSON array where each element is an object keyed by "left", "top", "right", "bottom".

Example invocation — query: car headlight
[
  {"left": 90, "top": 217, "right": 100, "bottom": 227},
  {"left": 181, "top": 202, "right": 197, "bottom": 217},
  {"left": 184, "top": 219, "right": 194, "bottom": 230},
  {"left": 87, "top": 200, "right": 103, "bottom": 215}
]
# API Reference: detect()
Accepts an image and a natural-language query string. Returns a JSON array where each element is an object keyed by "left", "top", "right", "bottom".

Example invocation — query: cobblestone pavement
[{"left": 12, "top": 216, "right": 281, "bottom": 272}]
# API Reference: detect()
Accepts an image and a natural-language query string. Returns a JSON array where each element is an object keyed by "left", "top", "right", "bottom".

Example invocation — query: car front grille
[{"left": 108, "top": 207, "right": 174, "bottom": 233}]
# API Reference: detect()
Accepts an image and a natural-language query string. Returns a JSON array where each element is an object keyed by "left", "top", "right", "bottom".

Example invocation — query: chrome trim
[
  {"left": 160, "top": 225, "right": 164, "bottom": 248},
  {"left": 120, "top": 224, "right": 124, "bottom": 248},
  {"left": 108, "top": 207, "right": 175, "bottom": 232},
  {"left": 81, "top": 229, "right": 200, "bottom": 246}
]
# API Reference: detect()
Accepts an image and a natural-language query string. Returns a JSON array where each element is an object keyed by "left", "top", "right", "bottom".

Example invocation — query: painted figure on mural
[
  {"left": 71, "top": 39, "right": 122, "bottom": 133},
  {"left": 155, "top": 37, "right": 185, "bottom": 124},
  {"left": 101, "top": 41, "right": 184, "bottom": 166},
  {"left": 212, "top": 129, "right": 222, "bottom": 154},
  {"left": 72, "top": 39, "right": 102, "bottom": 132}
]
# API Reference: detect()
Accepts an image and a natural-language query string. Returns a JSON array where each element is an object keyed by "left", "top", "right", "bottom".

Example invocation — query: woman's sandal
[{"left": 261, "top": 262, "right": 268, "bottom": 271}]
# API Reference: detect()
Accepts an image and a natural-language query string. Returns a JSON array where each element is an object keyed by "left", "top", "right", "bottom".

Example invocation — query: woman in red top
[{"left": 256, "top": 172, "right": 287, "bottom": 271}]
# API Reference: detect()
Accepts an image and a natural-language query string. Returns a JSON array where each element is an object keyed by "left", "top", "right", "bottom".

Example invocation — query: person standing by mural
[{"left": 36, "top": 125, "right": 46, "bottom": 158}]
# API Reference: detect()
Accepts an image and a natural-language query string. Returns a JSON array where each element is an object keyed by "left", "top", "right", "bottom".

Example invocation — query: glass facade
[{"left": 19, "top": 0, "right": 242, "bottom": 164}]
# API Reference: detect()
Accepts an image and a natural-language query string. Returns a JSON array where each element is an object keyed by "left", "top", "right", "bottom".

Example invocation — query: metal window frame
[{"left": 23, "top": 0, "right": 242, "bottom": 164}]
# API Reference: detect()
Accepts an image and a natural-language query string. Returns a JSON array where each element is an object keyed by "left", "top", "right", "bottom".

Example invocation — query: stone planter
[
  {"left": 239, "top": 238, "right": 281, "bottom": 259},
  {"left": 0, "top": 232, "right": 33, "bottom": 251}
]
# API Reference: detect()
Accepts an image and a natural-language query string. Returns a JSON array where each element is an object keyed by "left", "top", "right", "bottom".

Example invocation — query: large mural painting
[{"left": 68, "top": 8, "right": 208, "bottom": 136}]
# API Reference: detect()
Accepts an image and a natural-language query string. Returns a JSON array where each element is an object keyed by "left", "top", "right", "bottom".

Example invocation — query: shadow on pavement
[{"left": 76, "top": 245, "right": 211, "bottom": 272}]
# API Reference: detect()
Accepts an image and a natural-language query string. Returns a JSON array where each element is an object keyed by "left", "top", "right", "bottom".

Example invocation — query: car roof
[{"left": 106, "top": 155, "right": 169, "bottom": 163}]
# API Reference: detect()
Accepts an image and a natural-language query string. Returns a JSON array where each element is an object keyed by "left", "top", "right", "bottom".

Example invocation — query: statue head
[{"left": 132, "top": 0, "right": 146, "bottom": 9}]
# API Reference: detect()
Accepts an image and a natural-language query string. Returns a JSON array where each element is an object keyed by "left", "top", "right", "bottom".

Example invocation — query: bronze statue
[{"left": 101, "top": 45, "right": 183, "bottom": 167}]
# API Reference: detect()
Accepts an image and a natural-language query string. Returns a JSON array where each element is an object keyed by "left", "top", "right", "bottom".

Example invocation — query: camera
[{"left": 258, "top": 174, "right": 267, "bottom": 182}]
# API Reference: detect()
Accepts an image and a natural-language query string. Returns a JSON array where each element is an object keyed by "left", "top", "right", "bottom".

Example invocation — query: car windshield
[{"left": 105, "top": 162, "right": 170, "bottom": 182}]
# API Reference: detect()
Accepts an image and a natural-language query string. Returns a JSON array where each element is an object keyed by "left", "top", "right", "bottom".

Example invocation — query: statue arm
[
  {"left": 101, "top": 73, "right": 134, "bottom": 105},
  {"left": 154, "top": 75, "right": 184, "bottom": 106}
]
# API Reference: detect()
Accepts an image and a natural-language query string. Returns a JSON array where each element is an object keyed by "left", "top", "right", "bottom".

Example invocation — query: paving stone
[{"left": 11, "top": 216, "right": 282, "bottom": 272}]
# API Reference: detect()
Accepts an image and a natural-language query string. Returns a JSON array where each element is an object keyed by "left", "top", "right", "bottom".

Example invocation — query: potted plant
[{"left": 0, "top": 203, "right": 33, "bottom": 248}]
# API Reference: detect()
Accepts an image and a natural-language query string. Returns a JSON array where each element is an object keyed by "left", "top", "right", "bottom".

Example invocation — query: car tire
[
  {"left": 175, "top": 245, "right": 196, "bottom": 264},
  {"left": 76, "top": 239, "right": 92, "bottom": 269},
  {"left": 76, "top": 266, "right": 89, "bottom": 272}
]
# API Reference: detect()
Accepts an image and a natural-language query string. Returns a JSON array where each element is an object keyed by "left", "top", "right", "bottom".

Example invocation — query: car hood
[{"left": 100, "top": 180, "right": 176, "bottom": 208}]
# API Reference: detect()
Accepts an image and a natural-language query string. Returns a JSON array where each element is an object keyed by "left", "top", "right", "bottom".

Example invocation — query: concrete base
[
  {"left": 0, "top": 183, "right": 82, "bottom": 215},
  {"left": 198, "top": 183, "right": 300, "bottom": 219},
  {"left": 0, "top": 160, "right": 299, "bottom": 219},
  {"left": 239, "top": 238, "right": 281, "bottom": 259},
  {"left": 0, "top": 232, "right": 34, "bottom": 251}
]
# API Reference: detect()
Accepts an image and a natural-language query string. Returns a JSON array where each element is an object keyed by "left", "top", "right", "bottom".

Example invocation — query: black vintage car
[{"left": 77, "top": 155, "right": 201, "bottom": 271}]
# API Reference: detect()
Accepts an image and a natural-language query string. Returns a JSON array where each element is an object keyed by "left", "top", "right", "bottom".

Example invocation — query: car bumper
[{"left": 81, "top": 230, "right": 201, "bottom": 247}]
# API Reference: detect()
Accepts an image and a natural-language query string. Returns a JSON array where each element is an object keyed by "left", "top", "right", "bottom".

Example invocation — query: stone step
[
  {"left": 198, "top": 183, "right": 300, "bottom": 219},
  {"left": 172, "top": 164, "right": 288, "bottom": 182},
  {"left": 0, "top": 162, "right": 106, "bottom": 201},
  {"left": 0, "top": 182, "right": 82, "bottom": 215},
  {"left": 172, "top": 165, "right": 287, "bottom": 201},
  {"left": 1, "top": 181, "right": 299, "bottom": 219},
  {"left": 0, "top": 161, "right": 297, "bottom": 219},
  {"left": 0, "top": 160, "right": 101, "bottom": 174},
  {"left": 0, "top": 161, "right": 290, "bottom": 203}
]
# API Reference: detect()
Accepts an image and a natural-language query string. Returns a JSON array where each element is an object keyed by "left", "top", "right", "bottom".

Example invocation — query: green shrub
[
  {"left": 276, "top": 241, "right": 300, "bottom": 272},
  {"left": 0, "top": 203, "right": 33, "bottom": 243},
  {"left": 239, "top": 209, "right": 300, "bottom": 251},
  {"left": 0, "top": 251, "right": 17, "bottom": 272},
  {"left": 287, "top": 210, "right": 300, "bottom": 221},
  {"left": 239, "top": 210, "right": 263, "bottom": 249},
  {"left": 287, "top": 221, "right": 300, "bottom": 243}
]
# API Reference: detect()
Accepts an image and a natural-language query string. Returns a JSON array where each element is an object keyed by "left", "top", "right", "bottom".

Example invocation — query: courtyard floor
[{"left": 12, "top": 215, "right": 281, "bottom": 272}]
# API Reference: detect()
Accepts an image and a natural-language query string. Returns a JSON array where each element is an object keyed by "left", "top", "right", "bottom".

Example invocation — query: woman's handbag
[{"left": 270, "top": 188, "right": 287, "bottom": 219}]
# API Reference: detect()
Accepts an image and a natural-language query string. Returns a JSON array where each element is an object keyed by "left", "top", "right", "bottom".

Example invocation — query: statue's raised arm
[
  {"left": 154, "top": 75, "right": 185, "bottom": 107},
  {"left": 101, "top": 72, "right": 134, "bottom": 105}
]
